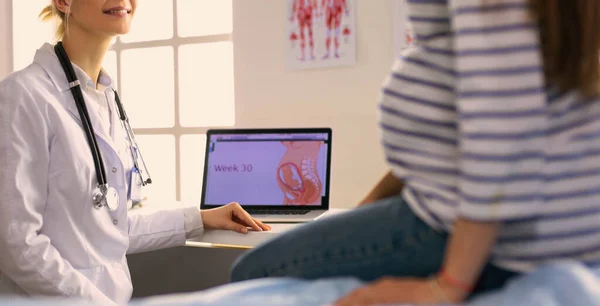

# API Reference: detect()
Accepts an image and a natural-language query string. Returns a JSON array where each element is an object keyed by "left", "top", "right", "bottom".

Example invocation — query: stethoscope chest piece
[{"left": 93, "top": 185, "right": 120, "bottom": 211}]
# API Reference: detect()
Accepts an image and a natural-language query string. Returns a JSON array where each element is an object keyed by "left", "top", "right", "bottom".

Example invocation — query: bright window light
[
  {"left": 177, "top": 0, "right": 233, "bottom": 37},
  {"left": 180, "top": 134, "right": 207, "bottom": 206},
  {"left": 179, "top": 42, "right": 234, "bottom": 127},
  {"left": 12, "top": 0, "right": 54, "bottom": 71},
  {"left": 121, "top": 47, "right": 175, "bottom": 128},
  {"left": 135, "top": 135, "right": 177, "bottom": 203}
]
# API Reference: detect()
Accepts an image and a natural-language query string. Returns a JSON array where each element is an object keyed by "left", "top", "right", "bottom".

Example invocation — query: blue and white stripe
[{"left": 382, "top": 0, "right": 600, "bottom": 272}]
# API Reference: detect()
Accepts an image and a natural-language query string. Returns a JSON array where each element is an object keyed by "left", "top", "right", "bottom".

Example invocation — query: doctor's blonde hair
[{"left": 39, "top": 1, "right": 71, "bottom": 40}]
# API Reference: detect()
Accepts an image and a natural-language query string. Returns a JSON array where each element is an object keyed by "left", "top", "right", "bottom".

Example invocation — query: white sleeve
[
  {"left": 0, "top": 80, "right": 115, "bottom": 304},
  {"left": 127, "top": 206, "right": 203, "bottom": 254}
]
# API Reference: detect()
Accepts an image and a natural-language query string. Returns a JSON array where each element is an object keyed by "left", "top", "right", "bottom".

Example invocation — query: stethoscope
[{"left": 54, "top": 42, "right": 152, "bottom": 211}]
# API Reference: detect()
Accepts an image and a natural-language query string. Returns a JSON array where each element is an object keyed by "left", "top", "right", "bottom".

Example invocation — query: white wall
[
  {"left": 233, "top": 0, "right": 392, "bottom": 208},
  {"left": 0, "top": 0, "right": 393, "bottom": 208},
  {"left": 0, "top": 0, "right": 12, "bottom": 78}
]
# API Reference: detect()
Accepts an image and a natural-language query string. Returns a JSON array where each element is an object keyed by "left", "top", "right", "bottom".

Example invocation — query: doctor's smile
[{"left": 103, "top": 7, "right": 132, "bottom": 17}]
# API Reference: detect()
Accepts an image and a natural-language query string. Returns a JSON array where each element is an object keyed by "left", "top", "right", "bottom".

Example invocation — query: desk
[
  {"left": 185, "top": 208, "right": 350, "bottom": 249},
  {"left": 130, "top": 201, "right": 350, "bottom": 249},
  {"left": 127, "top": 207, "right": 349, "bottom": 297}
]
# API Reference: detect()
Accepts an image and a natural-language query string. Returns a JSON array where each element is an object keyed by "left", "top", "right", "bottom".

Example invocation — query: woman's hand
[
  {"left": 333, "top": 277, "right": 466, "bottom": 306},
  {"left": 201, "top": 203, "right": 271, "bottom": 234}
]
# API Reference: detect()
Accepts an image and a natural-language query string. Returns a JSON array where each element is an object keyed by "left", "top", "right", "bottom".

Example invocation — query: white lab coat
[{"left": 0, "top": 43, "right": 203, "bottom": 305}]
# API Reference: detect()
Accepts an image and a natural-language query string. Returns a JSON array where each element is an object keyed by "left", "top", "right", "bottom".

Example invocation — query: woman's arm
[
  {"left": 337, "top": 0, "right": 546, "bottom": 304},
  {"left": 437, "top": 219, "right": 501, "bottom": 301},
  {"left": 442, "top": 0, "right": 547, "bottom": 297},
  {"left": 334, "top": 219, "right": 501, "bottom": 305},
  {"left": 358, "top": 170, "right": 404, "bottom": 206}
]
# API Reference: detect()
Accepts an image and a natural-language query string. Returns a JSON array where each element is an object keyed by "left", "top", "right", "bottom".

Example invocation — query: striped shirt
[{"left": 381, "top": 0, "right": 600, "bottom": 272}]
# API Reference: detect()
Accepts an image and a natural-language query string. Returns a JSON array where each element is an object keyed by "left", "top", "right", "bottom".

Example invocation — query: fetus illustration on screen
[
  {"left": 276, "top": 141, "right": 323, "bottom": 205},
  {"left": 320, "top": 0, "right": 349, "bottom": 59},
  {"left": 290, "top": 0, "right": 318, "bottom": 61}
]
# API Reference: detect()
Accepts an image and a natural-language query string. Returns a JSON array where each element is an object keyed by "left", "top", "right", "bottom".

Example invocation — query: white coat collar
[
  {"left": 33, "top": 43, "right": 116, "bottom": 135},
  {"left": 34, "top": 43, "right": 114, "bottom": 93},
  {"left": 34, "top": 43, "right": 122, "bottom": 166}
]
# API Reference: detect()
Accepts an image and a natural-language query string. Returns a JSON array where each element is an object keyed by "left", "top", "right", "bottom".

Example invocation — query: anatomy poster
[
  {"left": 285, "top": 0, "right": 357, "bottom": 70},
  {"left": 392, "top": 0, "right": 414, "bottom": 59}
]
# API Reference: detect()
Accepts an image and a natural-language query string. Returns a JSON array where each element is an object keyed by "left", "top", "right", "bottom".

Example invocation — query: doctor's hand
[{"left": 201, "top": 203, "right": 272, "bottom": 234}]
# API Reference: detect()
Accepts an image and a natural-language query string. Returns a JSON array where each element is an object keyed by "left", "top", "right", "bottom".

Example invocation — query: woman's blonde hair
[{"left": 39, "top": 2, "right": 69, "bottom": 40}]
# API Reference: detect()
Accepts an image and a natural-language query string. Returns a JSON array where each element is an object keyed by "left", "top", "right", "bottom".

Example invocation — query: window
[{"left": 12, "top": 0, "right": 235, "bottom": 206}]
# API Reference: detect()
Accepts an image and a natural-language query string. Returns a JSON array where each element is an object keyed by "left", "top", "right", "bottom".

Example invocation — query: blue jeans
[{"left": 231, "top": 195, "right": 519, "bottom": 297}]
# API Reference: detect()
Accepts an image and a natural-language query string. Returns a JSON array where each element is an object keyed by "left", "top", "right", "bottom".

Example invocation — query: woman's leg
[
  {"left": 230, "top": 195, "right": 521, "bottom": 298},
  {"left": 230, "top": 195, "right": 448, "bottom": 282}
]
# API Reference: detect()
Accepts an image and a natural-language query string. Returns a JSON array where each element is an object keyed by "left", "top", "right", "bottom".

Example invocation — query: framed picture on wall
[
  {"left": 392, "top": 0, "right": 414, "bottom": 60},
  {"left": 285, "top": 0, "right": 357, "bottom": 71}
]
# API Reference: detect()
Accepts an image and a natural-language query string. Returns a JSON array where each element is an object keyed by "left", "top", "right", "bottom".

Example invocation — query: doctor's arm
[
  {"left": 0, "top": 80, "right": 115, "bottom": 304},
  {"left": 126, "top": 207, "right": 201, "bottom": 254},
  {"left": 127, "top": 203, "right": 270, "bottom": 254}
]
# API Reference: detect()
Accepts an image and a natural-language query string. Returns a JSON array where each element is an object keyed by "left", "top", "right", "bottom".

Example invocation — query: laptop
[{"left": 200, "top": 128, "right": 332, "bottom": 223}]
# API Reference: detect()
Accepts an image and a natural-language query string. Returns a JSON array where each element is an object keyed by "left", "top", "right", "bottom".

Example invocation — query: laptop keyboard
[{"left": 246, "top": 209, "right": 311, "bottom": 215}]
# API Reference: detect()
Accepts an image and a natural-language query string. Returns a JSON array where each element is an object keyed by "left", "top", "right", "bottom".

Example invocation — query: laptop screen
[{"left": 202, "top": 130, "right": 331, "bottom": 208}]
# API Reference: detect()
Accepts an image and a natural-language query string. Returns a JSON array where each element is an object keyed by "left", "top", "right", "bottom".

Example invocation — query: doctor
[{"left": 0, "top": 0, "right": 270, "bottom": 305}]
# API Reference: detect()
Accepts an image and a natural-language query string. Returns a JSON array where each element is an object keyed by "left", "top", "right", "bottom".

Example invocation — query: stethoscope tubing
[{"left": 54, "top": 42, "right": 108, "bottom": 188}]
